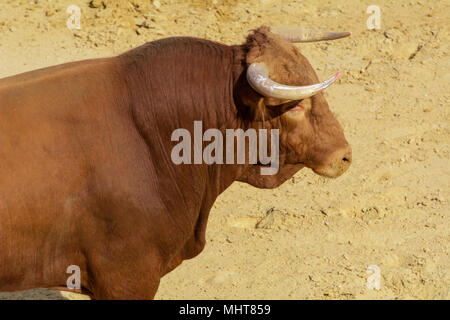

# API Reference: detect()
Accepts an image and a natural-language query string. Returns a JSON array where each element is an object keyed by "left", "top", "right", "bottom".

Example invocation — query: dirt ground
[{"left": 0, "top": 0, "right": 448, "bottom": 300}]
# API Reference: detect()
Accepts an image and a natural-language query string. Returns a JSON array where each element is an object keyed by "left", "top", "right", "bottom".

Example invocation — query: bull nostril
[{"left": 342, "top": 147, "right": 352, "bottom": 165}]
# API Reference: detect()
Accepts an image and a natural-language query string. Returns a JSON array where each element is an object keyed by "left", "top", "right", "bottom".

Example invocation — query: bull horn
[
  {"left": 269, "top": 26, "right": 351, "bottom": 43},
  {"left": 246, "top": 62, "right": 341, "bottom": 100}
]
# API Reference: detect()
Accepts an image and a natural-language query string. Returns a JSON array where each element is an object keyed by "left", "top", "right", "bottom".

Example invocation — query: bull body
[{"left": 0, "top": 30, "right": 351, "bottom": 299}]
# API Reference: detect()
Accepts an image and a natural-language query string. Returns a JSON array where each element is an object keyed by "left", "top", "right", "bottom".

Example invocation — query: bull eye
[{"left": 290, "top": 105, "right": 305, "bottom": 112}]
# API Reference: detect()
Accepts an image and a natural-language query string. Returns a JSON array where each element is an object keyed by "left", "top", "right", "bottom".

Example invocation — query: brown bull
[{"left": 0, "top": 26, "right": 351, "bottom": 299}]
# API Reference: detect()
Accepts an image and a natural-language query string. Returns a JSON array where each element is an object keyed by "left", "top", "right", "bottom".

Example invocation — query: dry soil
[{"left": 0, "top": 0, "right": 448, "bottom": 299}]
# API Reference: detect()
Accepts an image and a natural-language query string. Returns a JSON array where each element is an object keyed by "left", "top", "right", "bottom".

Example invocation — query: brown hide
[{"left": 0, "top": 28, "right": 350, "bottom": 299}]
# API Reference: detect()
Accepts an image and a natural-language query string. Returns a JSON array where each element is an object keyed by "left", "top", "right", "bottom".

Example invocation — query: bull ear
[{"left": 239, "top": 90, "right": 284, "bottom": 121}]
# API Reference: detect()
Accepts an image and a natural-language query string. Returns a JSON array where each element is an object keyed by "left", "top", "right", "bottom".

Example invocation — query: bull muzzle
[{"left": 312, "top": 145, "right": 352, "bottom": 178}]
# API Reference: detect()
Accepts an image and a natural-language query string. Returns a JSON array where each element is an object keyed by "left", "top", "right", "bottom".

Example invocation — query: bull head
[
  {"left": 238, "top": 26, "right": 352, "bottom": 181},
  {"left": 246, "top": 27, "right": 350, "bottom": 101}
]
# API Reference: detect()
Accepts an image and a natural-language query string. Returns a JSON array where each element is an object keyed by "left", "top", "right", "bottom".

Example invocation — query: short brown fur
[{"left": 0, "top": 27, "right": 350, "bottom": 299}]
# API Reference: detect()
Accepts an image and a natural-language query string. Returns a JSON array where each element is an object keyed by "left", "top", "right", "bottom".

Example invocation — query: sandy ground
[{"left": 0, "top": 0, "right": 448, "bottom": 300}]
